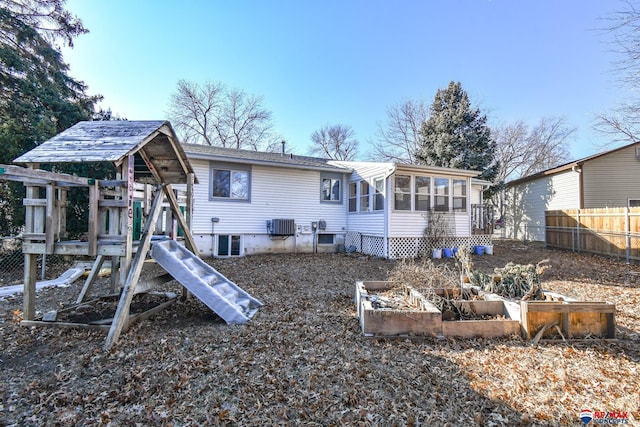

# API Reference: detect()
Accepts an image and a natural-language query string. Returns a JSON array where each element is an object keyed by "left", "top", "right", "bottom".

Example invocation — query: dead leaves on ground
[{"left": 0, "top": 247, "right": 639, "bottom": 425}]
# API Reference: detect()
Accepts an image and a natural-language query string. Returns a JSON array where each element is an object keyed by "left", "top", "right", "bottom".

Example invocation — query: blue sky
[{"left": 61, "top": 0, "right": 626, "bottom": 160}]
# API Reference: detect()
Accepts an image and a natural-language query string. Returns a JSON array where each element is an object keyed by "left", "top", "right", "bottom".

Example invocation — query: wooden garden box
[
  {"left": 356, "top": 281, "right": 441, "bottom": 337},
  {"left": 520, "top": 300, "right": 616, "bottom": 340},
  {"left": 442, "top": 300, "right": 521, "bottom": 338}
]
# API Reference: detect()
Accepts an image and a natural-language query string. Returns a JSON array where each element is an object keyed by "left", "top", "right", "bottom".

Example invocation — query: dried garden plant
[
  {"left": 483, "top": 260, "right": 551, "bottom": 299},
  {"left": 387, "top": 257, "right": 475, "bottom": 318}
]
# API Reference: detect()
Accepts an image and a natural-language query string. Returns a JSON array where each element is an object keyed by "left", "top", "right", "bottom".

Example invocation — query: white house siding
[
  {"left": 505, "top": 170, "right": 580, "bottom": 241},
  {"left": 581, "top": 144, "right": 640, "bottom": 208},
  {"left": 340, "top": 162, "right": 392, "bottom": 237},
  {"left": 388, "top": 211, "right": 470, "bottom": 237},
  {"left": 471, "top": 186, "right": 482, "bottom": 205},
  {"left": 185, "top": 159, "right": 348, "bottom": 256}
]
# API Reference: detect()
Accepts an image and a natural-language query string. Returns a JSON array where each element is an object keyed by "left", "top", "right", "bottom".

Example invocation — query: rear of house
[
  {"left": 334, "top": 161, "right": 492, "bottom": 259},
  {"left": 180, "top": 145, "right": 494, "bottom": 259},
  {"left": 182, "top": 144, "right": 350, "bottom": 257}
]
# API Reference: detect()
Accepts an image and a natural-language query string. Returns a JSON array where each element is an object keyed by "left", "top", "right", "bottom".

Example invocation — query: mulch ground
[{"left": 0, "top": 240, "right": 638, "bottom": 426}]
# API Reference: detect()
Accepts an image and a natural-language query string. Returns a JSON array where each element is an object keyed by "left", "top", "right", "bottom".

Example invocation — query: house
[
  {"left": 180, "top": 144, "right": 493, "bottom": 259},
  {"left": 503, "top": 141, "right": 640, "bottom": 241}
]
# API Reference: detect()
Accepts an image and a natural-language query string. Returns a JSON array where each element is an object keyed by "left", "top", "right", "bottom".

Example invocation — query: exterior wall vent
[{"left": 269, "top": 218, "right": 295, "bottom": 236}]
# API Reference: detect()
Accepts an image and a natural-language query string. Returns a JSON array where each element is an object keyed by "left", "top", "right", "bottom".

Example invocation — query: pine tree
[
  {"left": 416, "top": 81, "right": 499, "bottom": 182},
  {"left": 0, "top": 1, "right": 100, "bottom": 235}
]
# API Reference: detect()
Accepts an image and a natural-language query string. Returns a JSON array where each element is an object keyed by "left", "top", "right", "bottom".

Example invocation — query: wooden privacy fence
[{"left": 546, "top": 207, "right": 640, "bottom": 263}]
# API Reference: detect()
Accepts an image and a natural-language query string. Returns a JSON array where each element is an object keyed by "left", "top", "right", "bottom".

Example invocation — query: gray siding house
[{"left": 503, "top": 142, "right": 640, "bottom": 241}]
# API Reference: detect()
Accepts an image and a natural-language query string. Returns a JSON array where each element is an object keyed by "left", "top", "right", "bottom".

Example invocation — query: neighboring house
[
  {"left": 503, "top": 141, "right": 640, "bottom": 241},
  {"left": 181, "top": 144, "right": 493, "bottom": 259}
]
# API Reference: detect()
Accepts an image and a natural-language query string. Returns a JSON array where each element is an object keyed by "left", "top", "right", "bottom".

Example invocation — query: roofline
[
  {"left": 183, "top": 148, "right": 352, "bottom": 173},
  {"left": 506, "top": 141, "right": 640, "bottom": 187},
  {"left": 393, "top": 162, "right": 481, "bottom": 177}
]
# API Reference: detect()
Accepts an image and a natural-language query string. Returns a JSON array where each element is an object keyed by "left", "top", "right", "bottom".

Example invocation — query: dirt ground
[{"left": 0, "top": 240, "right": 638, "bottom": 426}]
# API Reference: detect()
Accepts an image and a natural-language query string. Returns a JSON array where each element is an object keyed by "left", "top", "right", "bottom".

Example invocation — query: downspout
[
  {"left": 383, "top": 167, "right": 396, "bottom": 259},
  {"left": 574, "top": 164, "right": 584, "bottom": 209}
]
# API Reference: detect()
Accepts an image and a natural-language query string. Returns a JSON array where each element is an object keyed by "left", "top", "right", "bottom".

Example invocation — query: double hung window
[{"left": 394, "top": 175, "right": 411, "bottom": 210}]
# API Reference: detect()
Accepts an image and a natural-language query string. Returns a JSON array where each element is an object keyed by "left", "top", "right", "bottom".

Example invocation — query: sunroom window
[
  {"left": 373, "top": 177, "right": 384, "bottom": 211},
  {"left": 434, "top": 177, "right": 449, "bottom": 212},
  {"left": 360, "top": 181, "right": 370, "bottom": 212},
  {"left": 453, "top": 179, "right": 467, "bottom": 212},
  {"left": 415, "top": 176, "right": 430, "bottom": 211},
  {"left": 394, "top": 175, "right": 411, "bottom": 210},
  {"left": 349, "top": 182, "right": 357, "bottom": 212}
]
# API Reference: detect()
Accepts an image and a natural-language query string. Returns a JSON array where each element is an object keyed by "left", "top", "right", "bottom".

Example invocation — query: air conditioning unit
[{"left": 269, "top": 218, "right": 295, "bottom": 236}]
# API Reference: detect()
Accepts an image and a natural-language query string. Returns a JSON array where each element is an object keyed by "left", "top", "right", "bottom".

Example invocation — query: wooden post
[
  {"left": 45, "top": 184, "right": 55, "bottom": 254},
  {"left": 118, "top": 155, "right": 135, "bottom": 291},
  {"left": 87, "top": 180, "right": 98, "bottom": 257},
  {"left": 76, "top": 254, "right": 106, "bottom": 303},
  {"left": 104, "top": 186, "right": 165, "bottom": 350},
  {"left": 163, "top": 184, "right": 198, "bottom": 254},
  {"left": 23, "top": 171, "right": 38, "bottom": 320}
]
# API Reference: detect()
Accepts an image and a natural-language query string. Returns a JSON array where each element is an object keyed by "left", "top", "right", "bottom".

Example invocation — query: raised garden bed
[
  {"left": 356, "top": 281, "right": 441, "bottom": 337},
  {"left": 520, "top": 300, "right": 616, "bottom": 340},
  {"left": 441, "top": 300, "right": 521, "bottom": 338},
  {"left": 356, "top": 281, "right": 519, "bottom": 338}
]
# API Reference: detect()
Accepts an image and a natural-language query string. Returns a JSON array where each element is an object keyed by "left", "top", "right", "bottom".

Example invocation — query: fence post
[
  {"left": 576, "top": 209, "right": 581, "bottom": 253},
  {"left": 626, "top": 207, "right": 631, "bottom": 264}
]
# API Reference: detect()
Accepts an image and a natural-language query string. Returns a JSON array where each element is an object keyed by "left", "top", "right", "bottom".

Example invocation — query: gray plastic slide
[{"left": 150, "top": 240, "right": 263, "bottom": 324}]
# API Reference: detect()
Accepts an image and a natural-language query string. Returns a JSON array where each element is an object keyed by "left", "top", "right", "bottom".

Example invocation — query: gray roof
[
  {"left": 506, "top": 140, "right": 640, "bottom": 187},
  {"left": 183, "top": 144, "right": 351, "bottom": 173},
  {"left": 13, "top": 121, "right": 196, "bottom": 184}
]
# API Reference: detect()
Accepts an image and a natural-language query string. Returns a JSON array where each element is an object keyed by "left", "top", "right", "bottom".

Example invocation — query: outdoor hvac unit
[{"left": 269, "top": 218, "right": 295, "bottom": 236}]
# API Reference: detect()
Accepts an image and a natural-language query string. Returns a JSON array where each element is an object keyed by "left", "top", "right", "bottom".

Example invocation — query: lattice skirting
[{"left": 346, "top": 232, "right": 493, "bottom": 259}]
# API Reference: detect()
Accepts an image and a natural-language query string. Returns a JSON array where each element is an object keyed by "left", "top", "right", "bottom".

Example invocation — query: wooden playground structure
[{"left": 1, "top": 121, "right": 198, "bottom": 349}]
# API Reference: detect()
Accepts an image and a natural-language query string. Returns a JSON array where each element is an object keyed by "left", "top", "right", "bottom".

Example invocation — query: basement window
[
  {"left": 218, "top": 235, "right": 241, "bottom": 256},
  {"left": 318, "top": 234, "right": 334, "bottom": 244}
]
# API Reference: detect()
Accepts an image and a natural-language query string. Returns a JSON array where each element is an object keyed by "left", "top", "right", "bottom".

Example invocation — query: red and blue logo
[
  {"left": 579, "top": 409, "right": 629, "bottom": 425},
  {"left": 580, "top": 409, "right": 593, "bottom": 425}
]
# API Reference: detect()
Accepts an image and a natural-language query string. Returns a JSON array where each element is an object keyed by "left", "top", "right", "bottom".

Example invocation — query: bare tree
[
  {"left": 308, "top": 124, "right": 358, "bottom": 160},
  {"left": 595, "top": 1, "right": 640, "bottom": 143},
  {"left": 167, "top": 79, "right": 277, "bottom": 150},
  {"left": 493, "top": 116, "right": 574, "bottom": 183},
  {"left": 224, "top": 89, "right": 273, "bottom": 150},
  {"left": 369, "top": 99, "right": 428, "bottom": 163}
]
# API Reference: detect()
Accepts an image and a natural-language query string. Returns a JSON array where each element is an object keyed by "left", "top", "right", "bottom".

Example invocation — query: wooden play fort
[{"left": 0, "top": 121, "right": 262, "bottom": 349}]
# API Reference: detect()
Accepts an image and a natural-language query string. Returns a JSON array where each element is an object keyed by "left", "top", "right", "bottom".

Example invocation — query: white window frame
[
  {"left": 373, "top": 177, "right": 385, "bottom": 211},
  {"left": 452, "top": 179, "right": 467, "bottom": 212},
  {"left": 211, "top": 162, "right": 251, "bottom": 202},
  {"left": 217, "top": 234, "right": 241, "bottom": 256},
  {"left": 348, "top": 182, "right": 357, "bottom": 212},
  {"left": 360, "top": 181, "right": 370, "bottom": 212},
  {"left": 320, "top": 173, "right": 342, "bottom": 204},
  {"left": 414, "top": 176, "right": 431, "bottom": 212},
  {"left": 433, "top": 177, "right": 450, "bottom": 212},
  {"left": 394, "top": 175, "right": 411, "bottom": 211}
]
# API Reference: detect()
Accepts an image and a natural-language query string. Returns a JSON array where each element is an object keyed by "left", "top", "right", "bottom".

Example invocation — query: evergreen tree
[
  {"left": 0, "top": 0, "right": 100, "bottom": 235},
  {"left": 416, "top": 81, "right": 499, "bottom": 182}
]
